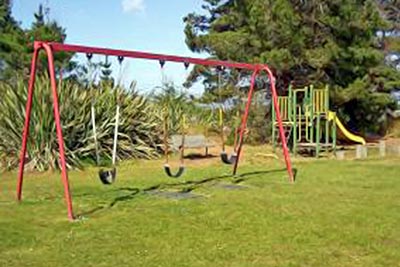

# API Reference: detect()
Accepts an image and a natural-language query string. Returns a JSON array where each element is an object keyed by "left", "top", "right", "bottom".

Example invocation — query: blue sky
[{"left": 12, "top": 0, "right": 207, "bottom": 94}]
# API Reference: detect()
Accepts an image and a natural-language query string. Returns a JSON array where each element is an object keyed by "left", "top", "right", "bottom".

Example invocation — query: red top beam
[{"left": 44, "top": 42, "right": 260, "bottom": 71}]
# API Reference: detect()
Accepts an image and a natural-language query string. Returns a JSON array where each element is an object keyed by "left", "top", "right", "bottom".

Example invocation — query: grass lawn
[{"left": 0, "top": 150, "right": 399, "bottom": 267}]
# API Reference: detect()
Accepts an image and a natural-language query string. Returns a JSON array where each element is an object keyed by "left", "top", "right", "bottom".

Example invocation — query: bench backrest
[{"left": 170, "top": 135, "right": 215, "bottom": 150}]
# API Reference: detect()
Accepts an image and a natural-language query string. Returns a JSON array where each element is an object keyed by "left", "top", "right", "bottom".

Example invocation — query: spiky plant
[
  {"left": 0, "top": 76, "right": 161, "bottom": 171},
  {"left": 151, "top": 83, "right": 192, "bottom": 135}
]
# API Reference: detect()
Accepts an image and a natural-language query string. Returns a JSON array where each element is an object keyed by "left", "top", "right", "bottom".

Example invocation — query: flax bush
[{"left": 0, "top": 76, "right": 162, "bottom": 171}]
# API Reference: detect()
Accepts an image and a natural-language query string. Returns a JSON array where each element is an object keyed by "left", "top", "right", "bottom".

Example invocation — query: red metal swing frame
[{"left": 17, "top": 41, "right": 294, "bottom": 221}]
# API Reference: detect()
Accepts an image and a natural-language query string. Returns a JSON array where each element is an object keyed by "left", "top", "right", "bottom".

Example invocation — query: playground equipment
[
  {"left": 219, "top": 108, "right": 239, "bottom": 164},
  {"left": 272, "top": 85, "right": 366, "bottom": 157},
  {"left": 217, "top": 67, "right": 240, "bottom": 165},
  {"left": 87, "top": 53, "right": 124, "bottom": 184},
  {"left": 159, "top": 59, "right": 187, "bottom": 178},
  {"left": 17, "top": 41, "right": 294, "bottom": 220},
  {"left": 327, "top": 111, "right": 366, "bottom": 145},
  {"left": 163, "top": 113, "right": 186, "bottom": 178},
  {"left": 159, "top": 60, "right": 217, "bottom": 177}
]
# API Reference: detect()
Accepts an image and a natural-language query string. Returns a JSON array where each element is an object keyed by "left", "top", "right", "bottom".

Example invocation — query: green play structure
[
  {"left": 272, "top": 85, "right": 337, "bottom": 157},
  {"left": 272, "top": 84, "right": 367, "bottom": 157}
]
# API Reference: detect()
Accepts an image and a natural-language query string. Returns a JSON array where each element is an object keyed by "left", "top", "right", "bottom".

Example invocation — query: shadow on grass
[
  {"left": 184, "top": 153, "right": 217, "bottom": 160},
  {"left": 76, "top": 167, "right": 291, "bottom": 219}
]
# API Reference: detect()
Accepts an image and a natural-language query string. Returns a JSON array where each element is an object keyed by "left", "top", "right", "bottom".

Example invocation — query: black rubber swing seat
[
  {"left": 163, "top": 164, "right": 185, "bottom": 178},
  {"left": 220, "top": 152, "right": 238, "bottom": 165},
  {"left": 98, "top": 168, "right": 116, "bottom": 185}
]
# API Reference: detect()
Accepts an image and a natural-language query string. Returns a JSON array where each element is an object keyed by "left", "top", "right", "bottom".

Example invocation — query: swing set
[
  {"left": 161, "top": 64, "right": 240, "bottom": 177},
  {"left": 17, "top": 41, "right": 295, "bottom": 220},
  {"left": 86, "top": 53, "right": 125, "bottom": 185}
]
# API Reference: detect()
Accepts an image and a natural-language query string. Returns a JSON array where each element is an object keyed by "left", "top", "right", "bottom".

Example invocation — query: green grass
[{"left": 1, "top": 153, "right": 400, "bottom": 267}]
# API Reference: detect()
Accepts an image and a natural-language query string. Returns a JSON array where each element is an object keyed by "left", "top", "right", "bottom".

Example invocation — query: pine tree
[
  {"left": 377, "top": 0, "right": 400, "bottom": 32},
  {"left": 99, "top": 55, "right": 114, "bottom": 88},
  {"left": 184, "top": 0, "right": 400, "bottom": 133},
  {"left": 376, "top": 0, "right": 400, "bottom": 52},
  {"left": 25, "top": 4, "right": 71, "bottom": 75},
  {"left": 0, "top": 0, "right": 26, "bottom": 79},
  {"left": 0, "top": 2, "right": 73, "bottom": 80}
]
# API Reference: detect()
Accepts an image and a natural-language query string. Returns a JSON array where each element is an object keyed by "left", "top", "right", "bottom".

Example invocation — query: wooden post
[
  {"left": 356, "top": 145, "right": 367, "bottom": 159},
  {"left": 379, "top": 140, "right": 386, "bottom": 157},
  {"left": 336, "top": 150, "right": 345, "bottom": 160}
]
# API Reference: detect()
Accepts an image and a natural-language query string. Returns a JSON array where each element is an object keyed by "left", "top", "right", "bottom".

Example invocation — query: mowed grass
[{"left": 0, "top": 151, "right": 399, "bottom": 267}]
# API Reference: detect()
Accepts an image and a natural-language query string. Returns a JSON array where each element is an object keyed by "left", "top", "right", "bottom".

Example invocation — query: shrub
[{"left": 0, "top": 76, "right": 162, "bottom": 171}]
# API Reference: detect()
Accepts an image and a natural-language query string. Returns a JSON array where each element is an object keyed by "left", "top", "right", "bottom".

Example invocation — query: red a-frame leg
[
  {"left": 17, "top": 42, "right": 75, "bottom": 220},
  {"left": 17, "top": 43, "right": 40, "bottom": 201},
  {"left": 264, "top": 67, "right": 294, "bottom": 183},
  {"left": 232, "top": 67, "right": 294, "bottom": 183}
]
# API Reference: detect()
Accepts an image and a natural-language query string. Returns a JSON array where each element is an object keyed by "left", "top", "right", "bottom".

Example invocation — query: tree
[
  {"left": 0, "top": 2, "right": 73, "bottom": 80},
  {"left": 376, "top": 0, "right": 399, "bottom": 68},
  {"left": 99, "top": 55, "right": 114, "bottom": 88},
  {"left": 25, "top": 4, "right": 72, "bottom": 75},
  {"left": 184, "top": 0, "right": 400, "bottom": 133},
  {"left": 0, "top": 0, "right": 26, "bottom": 80},
  {"left": 184, "top": 65, "right": 244, "bottom": 103},
  {"left": 376, "top": 0, "right": 400, "bottom": 32}
]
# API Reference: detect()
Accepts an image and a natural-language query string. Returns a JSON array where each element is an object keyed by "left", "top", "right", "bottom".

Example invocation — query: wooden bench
[{"left": 170, "top": 134, "right": 216, "bottom": 156}]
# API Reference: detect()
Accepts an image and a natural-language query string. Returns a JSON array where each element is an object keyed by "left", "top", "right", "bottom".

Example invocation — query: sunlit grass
[{"left": 1, "top": 149, "right": 399, "bottom": 267}]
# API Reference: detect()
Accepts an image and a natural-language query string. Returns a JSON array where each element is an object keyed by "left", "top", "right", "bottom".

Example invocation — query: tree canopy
[
  {"left": 0, "top": 2, "right": 72, "bottom": 80},
  {"left": 184, "top": 0, "right": 400, "bottom": 133}
]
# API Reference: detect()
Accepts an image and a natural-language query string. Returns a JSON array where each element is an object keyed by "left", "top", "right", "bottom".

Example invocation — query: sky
[{"left": 12, "top": 0, "right": 207, "bottom": 95}]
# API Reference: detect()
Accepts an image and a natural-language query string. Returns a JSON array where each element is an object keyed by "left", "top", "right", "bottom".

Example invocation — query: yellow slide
[{"left": 328, "top": 111, "right": 366, "bottom": 145}]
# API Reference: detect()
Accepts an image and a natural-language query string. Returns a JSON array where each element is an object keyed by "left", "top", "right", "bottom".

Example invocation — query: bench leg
[{"left": 205, "top": 147, "right": 208, "bottom": 156}]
